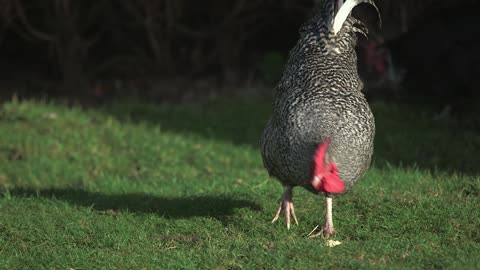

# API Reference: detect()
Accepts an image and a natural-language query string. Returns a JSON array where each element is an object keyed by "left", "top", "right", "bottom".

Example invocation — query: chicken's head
[{"left": 311, "top": 140, "right": 345, "bottom": 194}]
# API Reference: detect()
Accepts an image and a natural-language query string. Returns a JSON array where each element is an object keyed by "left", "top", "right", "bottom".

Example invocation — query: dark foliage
[{"left": 0, "top": 0, "right": 478, "bottom": 100}]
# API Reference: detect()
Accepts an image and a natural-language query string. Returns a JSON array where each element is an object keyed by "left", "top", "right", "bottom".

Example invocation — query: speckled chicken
[{"left": 261, "top": 0, "right": 380, "bottom": 238}]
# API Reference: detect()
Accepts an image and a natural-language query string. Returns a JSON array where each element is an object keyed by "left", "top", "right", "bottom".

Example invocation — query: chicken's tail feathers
[
  {"left": 304, "top": 0, "right": 381, "bottom": 44},
  {"left": 333, "top": 0, "right": 382, "bottom": 36}
]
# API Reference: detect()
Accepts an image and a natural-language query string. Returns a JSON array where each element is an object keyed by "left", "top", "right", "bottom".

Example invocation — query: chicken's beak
[{"left": 311, "top": 175, "right": 322, "bottom": 191}]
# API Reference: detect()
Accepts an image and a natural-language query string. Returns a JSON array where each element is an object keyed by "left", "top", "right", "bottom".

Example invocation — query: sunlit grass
[{"left": 0, "top": 96, "right": 479, "bottom": 269}]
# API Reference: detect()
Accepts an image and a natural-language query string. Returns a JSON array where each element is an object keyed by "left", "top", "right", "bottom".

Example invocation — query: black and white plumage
[{"left": 261, "top": 0, "right": 380, "bottom": 238}]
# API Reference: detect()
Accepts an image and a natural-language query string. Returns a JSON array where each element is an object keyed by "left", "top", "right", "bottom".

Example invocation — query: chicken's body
[{"left": 261, "top": 0, "right": 379, "bottom": 237}]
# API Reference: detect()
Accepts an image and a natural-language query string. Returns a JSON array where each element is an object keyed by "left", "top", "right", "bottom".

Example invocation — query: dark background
[{"left": 0, "top": 0, "right": 479, "bottom": 110}]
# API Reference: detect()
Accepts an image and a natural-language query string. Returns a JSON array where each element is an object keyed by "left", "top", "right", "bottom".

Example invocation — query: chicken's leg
[
  {"left": 309, "top": 196, "right": 335, "bottom": 238},
  {"left": 271, "top": 186, "right": 298, "bottom": 229}
]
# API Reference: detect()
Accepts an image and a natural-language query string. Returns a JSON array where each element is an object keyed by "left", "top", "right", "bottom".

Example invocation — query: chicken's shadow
[{"left": 9, "top": 188, "right": 262, "bottom": 223}]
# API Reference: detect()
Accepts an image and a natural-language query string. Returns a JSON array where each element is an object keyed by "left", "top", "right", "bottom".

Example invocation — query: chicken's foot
[
  {"left": 272, "top": 186, "right": 298, "bottom": 229},
  {"left": 309, "top": 196, "right": 335, "bottom": 238}
]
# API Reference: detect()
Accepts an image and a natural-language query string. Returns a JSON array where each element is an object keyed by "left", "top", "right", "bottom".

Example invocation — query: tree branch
[{"left": 13, "top": 0, "right": 55, "bottom": 42}]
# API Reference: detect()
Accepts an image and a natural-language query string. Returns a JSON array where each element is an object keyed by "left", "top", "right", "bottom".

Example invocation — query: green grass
[{"left": 0, "top": 95, "right": 479, "bottom": 269}]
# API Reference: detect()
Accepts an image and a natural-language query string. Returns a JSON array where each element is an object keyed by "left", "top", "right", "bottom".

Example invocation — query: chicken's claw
[{"left": 271, "top": 187, "right": 298, "bottom": 229}]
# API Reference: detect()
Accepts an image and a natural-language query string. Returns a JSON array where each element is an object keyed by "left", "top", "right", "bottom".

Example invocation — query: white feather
[{"left": 332, "top": 0, "right": 378, "bottom": 35}]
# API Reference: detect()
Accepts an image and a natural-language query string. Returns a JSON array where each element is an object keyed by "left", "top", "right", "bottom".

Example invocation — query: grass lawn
[{"left": 0, "top": 94, "right": 479, "bottom": 269}]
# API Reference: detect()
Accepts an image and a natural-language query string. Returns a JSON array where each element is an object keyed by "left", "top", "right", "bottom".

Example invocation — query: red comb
[{"left": 311, "top": 140, "right": 345, "bottom": 194}]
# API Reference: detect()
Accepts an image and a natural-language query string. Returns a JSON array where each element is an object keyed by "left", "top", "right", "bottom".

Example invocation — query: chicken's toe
[{"left": 271, "top": 187, "right": 298, "bottom": 229}]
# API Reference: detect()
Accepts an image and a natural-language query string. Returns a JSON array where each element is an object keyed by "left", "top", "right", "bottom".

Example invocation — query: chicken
[{"left": 261, "top": 0, "right": 380, "bottom": 238}]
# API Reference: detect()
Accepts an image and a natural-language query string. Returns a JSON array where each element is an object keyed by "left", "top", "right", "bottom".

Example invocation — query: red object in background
[{"left": 365, "top": 41, "right": 386, "bottom": 74}]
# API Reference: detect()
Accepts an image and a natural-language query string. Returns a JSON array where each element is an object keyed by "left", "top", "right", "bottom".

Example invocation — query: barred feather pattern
[{"left": 261, "top": 1, "right": 377, "bottom": 194}]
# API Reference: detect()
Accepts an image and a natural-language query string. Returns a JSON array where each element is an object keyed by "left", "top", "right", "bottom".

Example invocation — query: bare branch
[{"left": 13, "top": 0, "right": 55, "bottom": 42}]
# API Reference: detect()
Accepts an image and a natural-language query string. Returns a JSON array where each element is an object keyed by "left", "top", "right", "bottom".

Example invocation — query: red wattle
[
  {"left": 321, "top": 173, "right": 345, "bottom": 193},
  {"left": 313, "top": 140, "right": 329, "bottom": 176},
  {"left": 311, "top": 140, "right": 345, "bottom": 194}
]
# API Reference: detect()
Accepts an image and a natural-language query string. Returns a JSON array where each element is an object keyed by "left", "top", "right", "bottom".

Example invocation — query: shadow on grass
[
  {"left": 101, "top": 97, "right": 271, "bottom": 147},
  {"left": 8, "top": 188, "right": 262, "bottom": 224},
  {"left": 100, "top": 98, "right": 480, "bottom": 177}
]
